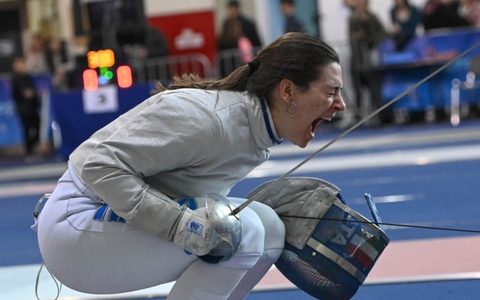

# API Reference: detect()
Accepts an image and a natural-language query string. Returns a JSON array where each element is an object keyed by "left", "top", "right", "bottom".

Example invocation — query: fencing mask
[{"left": 247, "top": 177, "right": 389, "bottom": 300}]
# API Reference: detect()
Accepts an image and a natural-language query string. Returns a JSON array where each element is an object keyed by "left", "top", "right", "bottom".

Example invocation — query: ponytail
[{"left": 155, "top": 32, "right": 339, "bottom": 99}]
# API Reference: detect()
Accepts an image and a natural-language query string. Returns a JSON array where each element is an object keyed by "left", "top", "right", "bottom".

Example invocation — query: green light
[{"left": 104, "top": 70, "right": 114, "bottom": 80}]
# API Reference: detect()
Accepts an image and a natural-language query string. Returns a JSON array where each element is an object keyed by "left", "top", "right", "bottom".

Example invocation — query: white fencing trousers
[{"left": 36, "top": 168, "right": 285, "bottom": 299}]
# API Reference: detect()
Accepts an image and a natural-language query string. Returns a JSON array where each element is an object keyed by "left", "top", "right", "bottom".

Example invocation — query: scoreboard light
[
  {"left": 83, "top": 69, "right": 98, "bottom": 91},
  {"left": 87, "top": 49, "right": 115, "bottom": 69},
  {"left": 117, "top": 65, "right": 133, "bottom": 88},
  {"left": 83, "top": 49, "right": 134, "bottom": 91},
  {"left": 100, "top": 67, "right": 114, "bottom": 80}
]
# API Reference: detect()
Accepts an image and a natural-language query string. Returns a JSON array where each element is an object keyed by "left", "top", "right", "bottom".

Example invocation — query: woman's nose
[{"left": 335, "top": 94, "right": 346, "bottom": 112}]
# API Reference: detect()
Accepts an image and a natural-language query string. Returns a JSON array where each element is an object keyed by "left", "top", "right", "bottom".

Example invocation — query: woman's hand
[{"left": 174, "top": 207, "right": 217, "bottom": 256}]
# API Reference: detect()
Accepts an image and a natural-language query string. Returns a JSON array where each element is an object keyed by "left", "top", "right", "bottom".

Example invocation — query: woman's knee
[
  {"left": 222, "top": 199, "right": 285, "bottom": 268},
  {"left": 223, "top": 207, "right": 265, "bottom": 269},
  {"left": 237, "top": 207, "right": 265, "bottom": 254},
  {"left": 248, "top": 201, "right": 285, "bottom": 250}
]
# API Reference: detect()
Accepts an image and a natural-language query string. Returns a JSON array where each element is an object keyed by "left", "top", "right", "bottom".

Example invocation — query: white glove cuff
[{"left": 174, "top": 208, "right": 215, "bottom": 256}]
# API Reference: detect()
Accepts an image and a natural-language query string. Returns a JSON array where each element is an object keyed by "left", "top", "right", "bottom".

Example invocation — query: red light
[
  {"left": 83, "top": 69, "right": 98, "bottom": 91},
  {"left": 117, "top": 65, "right": 133, "bottom": 88}
]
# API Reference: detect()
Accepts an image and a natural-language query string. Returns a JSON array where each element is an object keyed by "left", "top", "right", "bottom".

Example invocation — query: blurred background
[
  {"left": 1, "top": 0, "right": 480, "bottom": 299},
  {"left": 1, "top": 0, "right": 480, "bottom": 159}
]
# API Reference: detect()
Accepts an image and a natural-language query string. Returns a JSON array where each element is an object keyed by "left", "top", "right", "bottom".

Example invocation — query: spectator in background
[
  {"left": 343, "top": 0, "right": 356, "bottom": 11},
  {"left": 223, "top": 1, "right": 262, "bottom": 48},
  {"left": 349, "top": 0, "right": 387, "bottom": 121},
  {"left": 218, "top": 16, "right": 254, "bottom": 76},
  {"left": 280, "top": 0, "right": 305, "bottom": 33},
  {"left": 217, "top": 2, "right": 257, "bottom": 76},
  {"left": 422, "top": 0, "right": 442, "bottom": 30},
  {"left": 11, "top": 57, "right": 41, "bottom": 157},
  {"left": 142, "top": 25, "right": 169, "bottom": 58},
  {"left": 25, "top": 33, "right": 49, "bottom": 75},
  {"left": 121, "top": 25, "right": 169, "bottom": 84},
  {"left": 46, "top": 39, "right": 74, "bottom": 90},
  {"left": 142, "top": 25, "right": 170, "bottom": 83},
  {"left": 218, "top": 17, "right": 244, "bottom": 52},
  {"left": 422, "top": 0, "right": 471, "bottom": 31},
  {"left": 390, "top": 0, "right": 421, "bottom": 51},
  {"left": 459, "top": 0, "right": 480, "bottom": 27}
]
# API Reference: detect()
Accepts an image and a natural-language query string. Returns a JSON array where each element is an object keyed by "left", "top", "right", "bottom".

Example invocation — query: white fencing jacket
[{"left": 69, "top": 88, "right": 282, "bottom": 241}]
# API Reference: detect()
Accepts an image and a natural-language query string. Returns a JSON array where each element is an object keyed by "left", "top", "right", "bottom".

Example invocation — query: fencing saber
[{"left": 231, "top": 40, "right": 480, "bottom": 216}]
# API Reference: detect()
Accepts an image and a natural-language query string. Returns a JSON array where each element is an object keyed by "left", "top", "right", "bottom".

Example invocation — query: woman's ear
[{"left": 278, "top": 79, "right": 295, "bottom": 103}]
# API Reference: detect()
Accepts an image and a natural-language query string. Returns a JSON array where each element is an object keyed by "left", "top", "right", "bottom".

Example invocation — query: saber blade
[{"left": 231, "top": 41, "right": 480, "bottom": 216}]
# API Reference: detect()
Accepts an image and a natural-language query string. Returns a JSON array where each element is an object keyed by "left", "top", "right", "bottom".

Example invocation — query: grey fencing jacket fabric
[{"left": 69, "top": 88, "right": 281, "bottom": 241}]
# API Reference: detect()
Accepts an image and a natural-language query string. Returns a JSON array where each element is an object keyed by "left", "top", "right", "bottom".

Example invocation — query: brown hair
[{"left": 157, "top": 32, "right": 339, "bottom": 98}]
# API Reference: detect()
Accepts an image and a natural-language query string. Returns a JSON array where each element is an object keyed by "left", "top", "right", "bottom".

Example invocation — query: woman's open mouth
[{"left": 310, "top": 118, "right": 323, "bottom": 135}]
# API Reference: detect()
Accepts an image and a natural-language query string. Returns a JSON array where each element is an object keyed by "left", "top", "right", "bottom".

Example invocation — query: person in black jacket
[
  {"left": 217, "top": 1, "right": 262, "bottom": 76},
  {"left": 11, "top": 56, "right": 41, "bottom": 156},
  {"left": 224, "top": 0, "right": 262, "bottom": 48},
  {"left": 422, "top": 0, "right": 471, "bottom": 31},
  {"left": 349, "top": 0, "right": 387, "bottom": 121},
  {"left": 390, "top": 0, "right": 421, "bottom": 51}
]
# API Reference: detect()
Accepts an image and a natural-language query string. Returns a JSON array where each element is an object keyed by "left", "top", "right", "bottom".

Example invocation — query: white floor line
[
  {"left": 366, "top": 271, "right": 480, "bottom": 285},
  {"left": 0, "top": 181, "right": 56, "bottom": 199},
  {"left": 0, "top": 162, "right": 67, "bottom": 181},
  {"left": 248, "top": 144, "right": 480, "bottom": 178},
  {"left": 0, "top": 264, "right": 173, "bottom": 300}
]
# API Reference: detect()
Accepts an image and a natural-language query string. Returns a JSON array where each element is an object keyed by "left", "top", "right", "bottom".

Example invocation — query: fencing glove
[{"left": 173, "top": 207, "right": 217, "bottom": 256}]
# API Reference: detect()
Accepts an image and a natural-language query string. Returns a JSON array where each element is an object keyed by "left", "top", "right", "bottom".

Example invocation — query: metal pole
[{"left": 451, "top": 78, "right": 461, "bottom": 126}]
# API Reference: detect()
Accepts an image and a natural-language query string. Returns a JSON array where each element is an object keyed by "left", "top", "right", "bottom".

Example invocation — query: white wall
[{"left": 144, "top": 0, "right": 214, "bottom": 16}]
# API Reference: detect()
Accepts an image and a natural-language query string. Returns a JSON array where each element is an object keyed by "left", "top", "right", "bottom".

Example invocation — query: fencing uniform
[{"left": 36, "top": 89, "right": 285, "bottom": 299}]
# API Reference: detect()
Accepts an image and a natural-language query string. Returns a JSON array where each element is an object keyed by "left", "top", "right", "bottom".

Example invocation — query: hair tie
[{"left": 248, "top": 60, "right": 259, "bottom": 75}]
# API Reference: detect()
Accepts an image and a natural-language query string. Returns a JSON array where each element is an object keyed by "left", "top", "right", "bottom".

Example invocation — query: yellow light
[
  {"left": 100, "top": 49, "right": 115, "bottom": 67},
  {"left": 87, "top": 49, "right": 115, "bottom": 69},
  {"left": 87, "top": 51, "right": 98, "bottom": 69},
  {"left": 83, "top": 69, "right": 98, "bottom": 91},
  {"left": 117, "top": 65, "right": 133, "bottom": 88}
]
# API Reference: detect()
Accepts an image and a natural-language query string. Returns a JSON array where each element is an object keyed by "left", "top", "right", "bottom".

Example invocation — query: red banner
[{"left": 148, "top": 10, "right": 217, "bottom": 63}]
